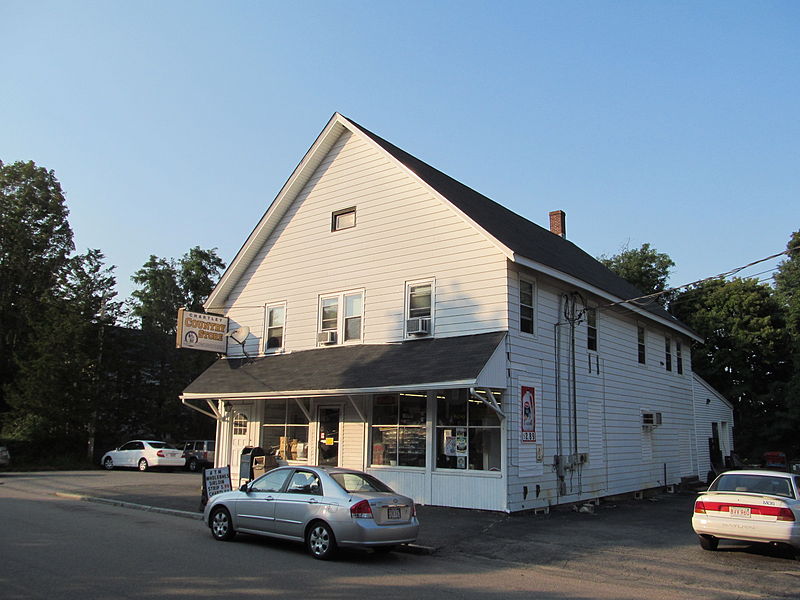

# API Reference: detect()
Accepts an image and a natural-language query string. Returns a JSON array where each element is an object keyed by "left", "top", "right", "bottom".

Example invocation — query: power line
[{"left": 601, "top": 245, "right": 798, "bottom": 311}]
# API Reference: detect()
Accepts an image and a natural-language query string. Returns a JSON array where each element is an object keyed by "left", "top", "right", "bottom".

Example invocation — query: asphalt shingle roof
[
  {"left": 183, "top": 332, "right": 506, "bottom": 397},
  {"left": 346, "top": 117, "right": 683, "bottom": 327}
]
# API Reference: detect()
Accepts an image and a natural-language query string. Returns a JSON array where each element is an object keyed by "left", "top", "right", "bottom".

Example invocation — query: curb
[
  {"left": 54, "top": 491, "right": 437, "bottom": 554},
  {"left": 54, "top": 492, "right": 203, "bottom": 520}
]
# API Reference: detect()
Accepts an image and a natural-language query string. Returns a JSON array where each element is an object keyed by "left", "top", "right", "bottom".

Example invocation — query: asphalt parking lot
[{"left": 1, "top": 469, "right": 798, "bottom": 598}]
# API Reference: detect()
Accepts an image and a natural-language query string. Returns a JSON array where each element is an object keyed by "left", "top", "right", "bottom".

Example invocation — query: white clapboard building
[{"left": 181, "top": 113, "right": 733, "bottom": 512}]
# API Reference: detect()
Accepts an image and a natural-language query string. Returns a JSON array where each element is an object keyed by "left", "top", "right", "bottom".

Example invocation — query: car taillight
[
  {"left": 694, "top": 500, "right": 707, "bottom": 514},
  {"left": 776, "top": 508, "right": 795, "bottom": 522},
  {"left": 350, "top": 500, "right": 373, "bottom": 519},
  {"left": 411, "top": 502, "right": 416, "bottom": 518},
  {"left": 157, "top": 450, "right": 165, "bottom": 457}
]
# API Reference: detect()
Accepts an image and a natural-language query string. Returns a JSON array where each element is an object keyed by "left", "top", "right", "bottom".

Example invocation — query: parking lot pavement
[
  {"left": 3, "top": 470, "right": 799, "bottom": 565},
  {"left": 4, "top": 469, "right": 799, "bottom": 597},
  {"left": 0, "top": 469, "right": 702, "bottom": 552}
]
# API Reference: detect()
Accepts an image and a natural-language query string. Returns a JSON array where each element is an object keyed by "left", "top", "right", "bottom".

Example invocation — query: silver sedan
[{"left": 203, "top": 466, "right": 419, "bottom": 559}]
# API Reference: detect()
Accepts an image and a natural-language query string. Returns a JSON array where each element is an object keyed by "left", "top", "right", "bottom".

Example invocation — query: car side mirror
[{"left": 240, "top": 483, "right": 250, "bottom": 493}]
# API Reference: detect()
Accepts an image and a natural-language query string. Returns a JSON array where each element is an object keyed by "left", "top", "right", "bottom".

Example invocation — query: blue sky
[{"left": 3, "top": 1, "right": 798, "bottom": 302}]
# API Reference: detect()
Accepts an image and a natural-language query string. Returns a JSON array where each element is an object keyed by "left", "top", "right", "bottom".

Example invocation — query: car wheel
[
  {"left": 138, "top": 458, "right": 149, "bottom": 472},
  {"left": 698, "top": 534, "right": 718, "bottom": 551},
  {"left": 210, "top": 507, "right": 236, "bottom": 541},
  {"left": 306, "top": 521, "right": 337, "bottom": 560},
  {"left": 188, "top": 458, "right": 199, "bottom": 472},
  {"left": 103, "top": 457, "right": 114, "bottom": 470}
]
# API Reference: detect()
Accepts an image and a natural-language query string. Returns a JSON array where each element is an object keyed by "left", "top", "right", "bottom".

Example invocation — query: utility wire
[{"left": 601, "top": 245, "right": 799, "bottom": 311}]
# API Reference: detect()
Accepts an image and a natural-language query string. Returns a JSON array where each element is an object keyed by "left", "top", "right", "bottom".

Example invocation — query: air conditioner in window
[
  {"left": 317, "top": 331, "right": 337, "bottom": 345},
  {"left": 406, "top": 317, "right": 431, "bottom": 336}
]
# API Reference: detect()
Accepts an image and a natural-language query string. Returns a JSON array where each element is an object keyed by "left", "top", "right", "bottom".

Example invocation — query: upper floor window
[
  {"left": 264, "top": 302, "right": 286, "bottom": 352},
  {"left": 406, "top": 280, "right": 433, "bottom": 336},
  {"left": 318, "top": 290, "right": 364, "bottom": 344},
  {"left": 331, "top": 207, "right": 356, "bottom": 232},
  {"left": 637, "top": 324, "right": 646, "bottom": 364},
  {"left": 520, "top": 278, "right": 535, "bottom": 335},
  {"left": 664, "top": 336, "right": 673, "bottom": 372},
  {"left": 676, "top": 341, "right": 684, "bottom": 375},
  {"left": 586, "top": 307, "right": 598, "bottom": 351}
]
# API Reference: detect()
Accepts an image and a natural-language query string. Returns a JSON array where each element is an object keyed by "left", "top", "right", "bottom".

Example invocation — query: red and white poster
[{"left": 521, "top": 386, "right": 536, "bottom": 442}]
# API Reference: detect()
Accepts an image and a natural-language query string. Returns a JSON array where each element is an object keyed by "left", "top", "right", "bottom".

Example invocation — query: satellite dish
[{"left": 229, "top": 326, "right": 250, "bottom": 345}]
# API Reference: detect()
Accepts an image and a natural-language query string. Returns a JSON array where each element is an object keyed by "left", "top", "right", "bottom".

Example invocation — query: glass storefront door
[{"left": 317, "top": 406, "right": 341, "bottom": 467}]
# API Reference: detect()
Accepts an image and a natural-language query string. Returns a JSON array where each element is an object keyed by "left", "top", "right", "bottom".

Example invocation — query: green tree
[
  {"left": 3, "top": 249, "right": 119, "bottom": 458},
  {"left": 672, "top": 278, "right": 792, "bottom": 457},
  {"left": 0, "top": 161, "right": 74, "bottom": 412},
  {"left": 774, "top": 230, "right": 800, "bottom": 457},
  {"left": 599, "top": 243, "right": 675, "bottom": 304},
  {"left": 123, "top": 247, "right": 225, "bottom": 442}
]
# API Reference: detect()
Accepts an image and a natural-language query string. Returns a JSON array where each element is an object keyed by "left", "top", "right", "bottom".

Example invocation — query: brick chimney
[{"left": 549, "top": 210, "right": 566, "bottom": 238}]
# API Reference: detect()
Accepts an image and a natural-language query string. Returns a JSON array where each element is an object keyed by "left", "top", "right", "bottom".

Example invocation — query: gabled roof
[{"left": 205, "top": 112, "right": 698, "bottom": 340}]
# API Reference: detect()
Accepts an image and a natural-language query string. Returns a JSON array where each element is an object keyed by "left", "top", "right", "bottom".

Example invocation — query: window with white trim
[
  {"left": 405, "top": 279, "right": 433, "bottom": 336},
  {"left": 676, "top": 341, "right": 684, "bottom": 375},
  {"left": 318, "top": 290, "right": 364, "bottom": 344},
  {"left": 637, "top": 324, "right": 646, "bottom": 364},
  {"left": 665, "top": 335, "right": 673, "bottom": 371},
  {"left": 232, "top": 412, "right": 247, "bottom": 436},
  {"left": 586, "top": 307, "right": 598, "bottom": 351},
  {"left": 264, "top": 302, "right": 286, "bottom": 352},
  {"left": 520, "top": 278, "right": 535, "bottom": 335},
  {"left": 370, "top": 393, "right": 426, "bottom": 468},
  {"left": 435, "top": 389, "right": 502, "bottom": 472}
]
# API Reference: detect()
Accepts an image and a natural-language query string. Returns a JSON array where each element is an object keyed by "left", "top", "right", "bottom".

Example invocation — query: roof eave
[
  {"left": 180, "top": 378, "right": 490, "bottom": 401},
  {"left": 204, "top": 112, "right": 350, "bottom": 311},
  {"left": 513, "top": 254, "right": 703, "bottom": 342}
]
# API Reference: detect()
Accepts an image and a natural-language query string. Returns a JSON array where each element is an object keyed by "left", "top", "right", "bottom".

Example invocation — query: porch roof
[{"left": 181, "top": 331, "right": 507, "bottom": 400}]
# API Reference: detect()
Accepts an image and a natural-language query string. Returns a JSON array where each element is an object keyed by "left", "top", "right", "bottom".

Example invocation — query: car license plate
[
  {"left": 387, "top": 507, "right": 401, "bottom": 520},
  {"left": 729, "top": 506, "right": 751, "bottom": 518}
]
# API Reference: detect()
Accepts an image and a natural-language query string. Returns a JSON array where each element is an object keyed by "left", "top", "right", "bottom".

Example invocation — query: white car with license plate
[
  {"left": 692, "top": 469, "right": 800, "bottom": 556},
  {"left": 101, "top": 440, "right": 185, "bottom": 472},
  {"left": 204, "top": 465, "right": 419, "bottom": 559}
]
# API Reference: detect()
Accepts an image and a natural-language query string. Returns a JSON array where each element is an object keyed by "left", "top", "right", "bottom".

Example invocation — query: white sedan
[
  {"left": 101, "top": 440, "right": 185, "bottom": 472},
  {"left": 692, "top": 469, "right": 800, "bottom": 556}
]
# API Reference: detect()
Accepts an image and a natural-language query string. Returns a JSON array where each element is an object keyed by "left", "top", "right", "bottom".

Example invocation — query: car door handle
[
  {"left": 264, "top": 496, "right": 274, "bottom": 501},
  {"left": 308, "top": 498, "right": 318, "bottom": 504}
]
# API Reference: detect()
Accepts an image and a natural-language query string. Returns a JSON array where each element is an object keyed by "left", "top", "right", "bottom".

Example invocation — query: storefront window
[
  {"left": 262, "top": 400, "right": 309, "bottom": 461},
  {"left": 436, "top": 389, "right": 501, "bottom": 472},
  {"left": 370, "top": 393, "right": 426, "bottom": 467}
]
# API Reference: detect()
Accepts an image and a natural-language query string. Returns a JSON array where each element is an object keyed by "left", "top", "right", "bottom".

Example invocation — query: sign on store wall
[
  {"left": 176, "top": 308, "right": 229, "bottom": 353},
  {"left": 521, "top": 386, "right": 536, "bottom": 442}
]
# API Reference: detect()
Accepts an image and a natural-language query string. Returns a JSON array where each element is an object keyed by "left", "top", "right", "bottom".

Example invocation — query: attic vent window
[{"left": 332, "top": 207, "right": 356, "bottom": 231}]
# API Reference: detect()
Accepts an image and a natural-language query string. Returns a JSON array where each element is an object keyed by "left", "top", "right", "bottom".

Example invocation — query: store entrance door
[{"left": 317, "top": 406, "right": 341, "bottom": 467}]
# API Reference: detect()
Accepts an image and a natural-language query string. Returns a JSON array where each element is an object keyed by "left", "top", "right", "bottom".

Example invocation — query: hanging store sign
[
  {"left": 176, "top": 308, "right": 229, "bottom": 353},
  {"left": 521, "top": 386, "right": 536, "bottom": 443}
]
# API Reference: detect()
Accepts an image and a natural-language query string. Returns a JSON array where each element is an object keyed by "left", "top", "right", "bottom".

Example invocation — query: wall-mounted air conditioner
[
  {"left": 406, "top": 317, "right": 431, "bottom": 336},
  {"left": 642, "top": 412, "right": 662, "bottom": 428},
  {"left": 317, "top": 331, "right": 337, "bottom": 345}
]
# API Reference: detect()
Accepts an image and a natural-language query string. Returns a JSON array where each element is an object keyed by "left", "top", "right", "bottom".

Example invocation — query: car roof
[{"left": 716, "top": 469, "right": 794, "bottom": 478}]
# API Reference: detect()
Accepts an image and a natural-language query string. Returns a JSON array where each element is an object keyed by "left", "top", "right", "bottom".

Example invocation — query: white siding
[
  {"left": 221, "top": 129, "right": 507, "bottom": 357},
  {"left": 692, "top": 374, "right": 735, "bottom": 479},
  {"left": 505, "top": 263, "right": 698, "bottom": 511}
]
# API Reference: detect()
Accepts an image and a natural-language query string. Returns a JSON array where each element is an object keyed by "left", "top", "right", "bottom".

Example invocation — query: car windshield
[
  {"left": 710, "top": 474, "right": 795, "bottom": 498},
  {"left": 147, "top": 442, "right": 176, "bottom": 449},
  {"left": 330, "top": 472, "right": 394, "bottom": 493}
]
